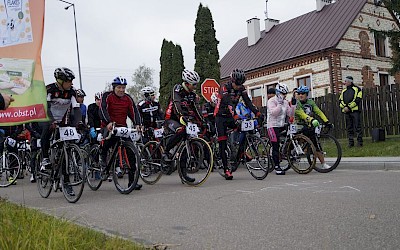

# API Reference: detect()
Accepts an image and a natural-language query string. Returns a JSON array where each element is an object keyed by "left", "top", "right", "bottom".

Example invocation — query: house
[{"left": 219, "top": 0, "right": 400, "bottom": 107}]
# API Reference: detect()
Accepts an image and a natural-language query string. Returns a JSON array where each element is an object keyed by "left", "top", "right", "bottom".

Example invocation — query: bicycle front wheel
[
  {"left": 178, "top": 137, "right": 213, "bottom": 187},
  {"left": 314, "top": 134, "right": 342, "bottom": 173},
  {"left": 62, "top": 143, "right": 85, "bottom": 203},
  {"left": 245, "top": 134, "right": 269, "bottom": 180},
  {"left": 112, "top": 141, "right": 140, "bottom": 194},
  {"left": 0, "top": 152, "right": 21, "bottom": 187},
  {"left": 85, "top": 144, "right": 103, "bottom": 191},
  {"left": 35, "top": 151, "right": 52, "bottom": 198},
  {"left": 140, "top": 141, "right": 163, "bottom": 185},
  {"left": 287, "top": 134, "right": 316, "bottom": 174}
]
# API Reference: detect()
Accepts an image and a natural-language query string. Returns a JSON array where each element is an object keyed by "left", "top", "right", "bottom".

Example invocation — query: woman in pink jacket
[{"left": 266, "top": 83, "right": 294, "bottom": 175}]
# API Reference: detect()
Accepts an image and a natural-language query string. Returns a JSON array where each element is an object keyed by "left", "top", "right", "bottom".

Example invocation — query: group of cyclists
[{"left": 0, "top": 65, "right": 336, "bottom": 196}]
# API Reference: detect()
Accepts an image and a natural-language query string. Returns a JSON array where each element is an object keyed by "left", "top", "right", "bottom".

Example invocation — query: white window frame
[
  {"left": 247, "top": 84, "right": 264, "bottom": 106},
  {"left": 378, "top": 71, "right": 390, "bottom": 86},
  {"left": 263, "top": 81, "right": 279, "bottom": 105},
  {"left": 294, "top": 73, "right": 313, "bottom": 98},
  {"left": 374, "top": 33, "right": 388, "bottom": 57}
]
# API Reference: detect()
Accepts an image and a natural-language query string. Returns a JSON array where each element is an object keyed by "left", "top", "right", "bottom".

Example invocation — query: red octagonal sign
[{"left": 201, "top": 78, "right": 220, "bottom": 102}]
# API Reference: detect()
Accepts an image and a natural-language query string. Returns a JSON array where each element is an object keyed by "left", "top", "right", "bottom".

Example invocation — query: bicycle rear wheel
[
  {"left": 140, "top": 141, "right": 163, "bottom": 185},
  {"left": 0, "top": 152, "right": 21, "bottom": 187},
  {"left": 314, "top": 134, "right": 342, "bottom": 173},
  {"left": 62, "top": 144, "right": 85, "bottom": 203},
  {"left": 85, "top": 144, "right": 103, "bottom": 191},
  {"left": 113, "top": 141, "right": 140, "bottom": 194},
  {"left": 35, "top": 151, "right": 52, "bottom": 198},
  {"left": 244, "top": 134, "right": 269, "bottom": 180},
  {"left": 178, "top": 137, "right": 213, "bottom": 186},
  {"left": 287, "top": 134, "right": 316, "bottom": 174}
]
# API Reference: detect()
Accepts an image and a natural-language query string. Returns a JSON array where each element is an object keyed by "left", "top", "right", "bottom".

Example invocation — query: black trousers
[{"left": 345, "top": 112, "right": 363, "bottom": 145}]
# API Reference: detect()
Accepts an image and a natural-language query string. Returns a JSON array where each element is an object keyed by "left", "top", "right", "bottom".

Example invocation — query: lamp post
[{"left": 59, "top": 0, "right": 83, "bottom": 90}]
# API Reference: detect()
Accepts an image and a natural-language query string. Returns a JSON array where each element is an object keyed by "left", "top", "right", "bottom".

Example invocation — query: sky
[{"left": 41, "top": 0, "right": 318, "bottom": 104}]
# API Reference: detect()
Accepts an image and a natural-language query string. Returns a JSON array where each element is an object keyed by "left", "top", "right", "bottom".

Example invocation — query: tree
[
  {"left": 372, "top": 1, "right": 400, "bottom": 75},
  {"left": 194, "top": 3, "right": 220, "bottom": 102},
  {"left": 159, "top": 39, "right": 184, "bottom": 109},
  {"left": 127, "top": 64, "right": 157, "bottom": 102}
]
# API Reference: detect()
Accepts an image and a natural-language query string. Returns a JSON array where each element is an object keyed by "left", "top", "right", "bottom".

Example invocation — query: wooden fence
[{"left": 260, "top": 84, "right": 400, "bottom": 139}]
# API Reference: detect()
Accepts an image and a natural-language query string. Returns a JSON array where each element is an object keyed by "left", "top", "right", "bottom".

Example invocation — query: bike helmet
[
  {"left": 182, "top": 69, "right": 200, "bottom": 85},
  {"left": 210, "top": 92, "right": 218, "bottom": 105},
  {"left": 112, "top": 76, "right": 127, "bottom": 85},
  {"left": 76, "top": 89, "right": 86, "bottom": 97},
  {"left": 54, "top": 67, "right": 75, "bottom": 82},
  {"left": 94, "top": 92, "right": 102, "bottom": 100},
  {"left": 276, "top": 83, "right": 289, "bottom": 94},
  {"left": 297, "top": 85, "right": 310, "bottom": 94},
  {"left": 230, "top": 69, "right": 246, "bottom": 85},
  {"left": 140, "top": 86, "right": 155, "bottom": 96}
]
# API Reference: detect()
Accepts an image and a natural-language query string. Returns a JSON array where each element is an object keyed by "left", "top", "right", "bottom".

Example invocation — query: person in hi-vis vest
[{"left": 339, "top": 76, "right": 363, "bottom": 147}]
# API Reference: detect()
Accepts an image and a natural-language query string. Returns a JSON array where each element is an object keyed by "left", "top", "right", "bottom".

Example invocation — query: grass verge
[
  {"left": 0, "top": 198, "right": 145, "bottom": 250},
  {"left": 337, "top": 135, "right": 400, "bottom": 157}
]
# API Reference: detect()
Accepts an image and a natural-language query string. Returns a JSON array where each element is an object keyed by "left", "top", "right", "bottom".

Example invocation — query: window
[
  {"left": 297, "top": 75, "right": 312, "bottom": 96},
  {"left": 250, "top": 87, "right": 263, "bottom": 108},
  {"left": 379, "top": 73, "right": 389, "bottom": 86},
  {"left": 375, "top": 34, "right": 387, "bottom": 57}
]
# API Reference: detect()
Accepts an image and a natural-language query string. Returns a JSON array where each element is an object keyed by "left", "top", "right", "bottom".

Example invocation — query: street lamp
[{"left": 59, "top": 0, "right": 83, "bottom": 90}]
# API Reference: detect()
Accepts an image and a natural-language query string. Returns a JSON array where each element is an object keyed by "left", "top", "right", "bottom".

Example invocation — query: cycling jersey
[
  {"left": 214, "top": 82, "right": 259, "bottom": 118},
  {"left": 164, "top": 84, "right": 202, "bottom": 122},
  {"left": 100, "top": 91, "right": 141, "bottom": 127},
  {"left": 137, "top": 99, "right": 163, "bottom": 127},
  {"left": 87, "top": 103, "right": 101, "bottom": 128},
  {"left": 295, "top": 99, "right": 328, "bottom": 126},
  {"left": 202, "top": 102, "right": 215, "bottom": 123},
  {"left": 46, "top": 83, "right": 80, "bottom": 122}
]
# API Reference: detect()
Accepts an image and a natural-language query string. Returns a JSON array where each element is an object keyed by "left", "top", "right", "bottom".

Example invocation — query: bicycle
[
  {"left": 35, "top": 124, "right": 85, "bottom": 203},
  {"left": 0, "top": 137, "right": 21, "bottom": 187},
  {"left": 312, "top": 124, "right": 342, "bottom": 173},
  {"left": 16, "top": 138, "right": 31, "bottom": 179},
  {"left": 265, "top": 123, "right": 317, "bottom": 174},
  {"left": 85, "top": 124, "right": 140, "bottom": 194},
  {"left": 140, "top": 120, "right": 213, "bottom": 186},
  {"left": 229, "top": 118, "right": 269, "bottom": 180}
]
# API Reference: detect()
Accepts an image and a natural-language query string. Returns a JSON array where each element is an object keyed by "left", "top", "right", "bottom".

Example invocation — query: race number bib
[
  {"left": 153, "top": 128, "right": 164, "bottom": 138},
  {"left": 37, "top": 139, "right": 41, "bottom": 148},
  {"left": 115, "top": 127, "right": 131, "bottom": 138},
  {"left": 130, "top": 131, "right": 141, "bottom": 142},
  {"left": 59, "top": 127, "right": 80, "bottom": 141},
  {"left": 186, "top": 122, "right": 199, "bottom": 136},
  {"left": 315, "top": 125, "right": 322, "bottom": 135},
  {"left": 288, "top": 124, "right": 297, "bottom": 135},
  {"left": 7, "top": 138, "right": 16, "bottom": 147},
  {"left": 241, "top": 120, "right": 254, "bottom": 131}
]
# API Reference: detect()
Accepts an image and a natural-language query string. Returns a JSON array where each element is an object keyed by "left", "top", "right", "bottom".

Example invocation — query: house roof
[{"left": 220, "top": 0, "right": 367, "bottom": 79}]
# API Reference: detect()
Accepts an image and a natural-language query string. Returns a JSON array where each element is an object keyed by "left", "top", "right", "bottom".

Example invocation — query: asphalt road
[{"left": 1, "top": 167, "right": 400, "bottom": 250}]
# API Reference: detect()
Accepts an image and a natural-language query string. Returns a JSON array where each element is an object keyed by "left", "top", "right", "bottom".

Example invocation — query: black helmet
[
  {"left": 76, "top": 89, "right": 86, "bottom": 97},
  {"left": 230, "top": 69, "right": 246, "bottom": 85},
  {"left": 54, "top": 67, "right": 75, "bottom": 82}
]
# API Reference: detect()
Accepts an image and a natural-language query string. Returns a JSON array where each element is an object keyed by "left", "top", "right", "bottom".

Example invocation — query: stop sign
[{"left": 201, "top": 78, "right": 220, "bottom": 102}]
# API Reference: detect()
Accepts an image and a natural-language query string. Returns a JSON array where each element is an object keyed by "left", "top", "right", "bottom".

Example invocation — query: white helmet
[
  {"left": 210, "top": 92, "right": 218, "bottom": 105},
  {"left": 182, "top": 69, "right": 200, "bottom": 85},
  {"left": 95, "top": 92, "right": 102, "bottom": 100},
  {"left": 276, "top": 83, "right": 289, "bottom": 94},
  {"left": 140, "top": 86, "right": 155, "bottom": 96}
]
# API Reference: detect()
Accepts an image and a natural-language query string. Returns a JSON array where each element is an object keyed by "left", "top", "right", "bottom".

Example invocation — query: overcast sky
[{"left": 41, "top": 0, "right": 317, "bottom": 104}]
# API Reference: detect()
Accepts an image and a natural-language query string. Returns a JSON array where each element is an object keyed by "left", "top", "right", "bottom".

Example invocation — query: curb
[{"left": 336, "top": 158, "right": 400, "bottom": 171}]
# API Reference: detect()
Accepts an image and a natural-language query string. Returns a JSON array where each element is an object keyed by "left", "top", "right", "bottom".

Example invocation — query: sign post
[{"left": 201, "top": 78, "right": 220, "bottom": 102}]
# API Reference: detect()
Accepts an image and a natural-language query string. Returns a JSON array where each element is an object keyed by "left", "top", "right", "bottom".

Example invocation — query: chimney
[
  {"left": 265, "top": 18, "right": 279, "bottom": 33},
  {"left": 247, "top": 18, "right": 261, "bottom": 46},
  {"left": 316, "top": 0, "right": 332, "bottom": 12}
]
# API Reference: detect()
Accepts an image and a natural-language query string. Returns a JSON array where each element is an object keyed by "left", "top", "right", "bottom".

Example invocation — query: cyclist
[
  {"left": 214, "top": 69, "right": 263, "bottom": 180},
  {"left": 137, "top": 86, "right": 163, "bottom": 143},
  {"left": 87, "top": 92, "right": 102, "bottom": 143},
  {"left": 0, "top": 125, "right": 23, "bottom": 184},
  {"left": 266, "top": 83, "right": 294, "bottom": 175},
  {"left": 294, "top": 85, "right": 333, "bottom": 170},
  {"left": 201, "top": 92, "right": 218, "bottom": 138},
  {"left": 75, "top": 89, "right": 87, "bottom": 123},
  {"left": 99, "top": 76, "right": 142, "bottom": 190},
  {"left": 162, "top": 69, "right": 204, "bottom": 183},
  {"left": 26, "top": 122, "right": 42, "bottom": 183},
  {"left": 39, "top": 67, "right": 81, "bottom": 196}
]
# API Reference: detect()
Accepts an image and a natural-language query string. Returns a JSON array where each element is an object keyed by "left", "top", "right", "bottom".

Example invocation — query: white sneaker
[
  {"left": 321, "top": 163, "right": 331, "bottom": 169},
  {"left": 40, "top": 158, "right": 51, "bottom": 171},
  {"left": 30, "top": 174, "right": 36, "bottom": 183}
]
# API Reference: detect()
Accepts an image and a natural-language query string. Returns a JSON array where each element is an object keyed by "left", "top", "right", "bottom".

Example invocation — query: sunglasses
[{"left": 297, "top": 93, "right": 307, "bottom": 95}]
